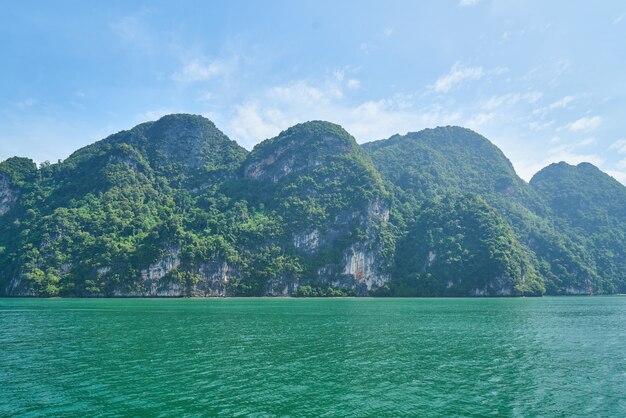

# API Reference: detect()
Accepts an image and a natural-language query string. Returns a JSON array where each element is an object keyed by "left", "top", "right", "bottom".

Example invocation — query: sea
[{"left": 1, "top": 297, "right": 624, "bottom": 417}]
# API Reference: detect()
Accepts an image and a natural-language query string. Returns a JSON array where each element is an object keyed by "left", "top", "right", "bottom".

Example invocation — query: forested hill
[{"left": 0, "top": 114, "right": 624, "bottom": 297}]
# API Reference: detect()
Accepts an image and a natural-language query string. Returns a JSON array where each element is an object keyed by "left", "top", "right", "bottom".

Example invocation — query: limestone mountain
[
  {"left": 0, "top": 116, "right": 392, "bottom": 296},
  {"left": 237, "top": 121, "right": 393, "bottom": 294},
  {"left": 531, "top": 162, "right": 626, "bottom": 293},
  {"left": 363, "top": 127, "right": 598, "bottom": 295},
  {"left": 0, "top": 114, "right": 623, "bottom": 297}
]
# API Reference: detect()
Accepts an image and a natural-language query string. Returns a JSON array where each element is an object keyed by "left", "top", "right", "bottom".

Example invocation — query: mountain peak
[
  {"left": 244, "top": 120, "right": 360, "bottom": 182},
  {"left": 363, "top": 125, "right": 524, "bottom": 201},
  {"left": 64, "top": 113, "right": 248, "bottom": 177},
  {"left": 531, "top": 161, "right": 609, "bottom": 183}
]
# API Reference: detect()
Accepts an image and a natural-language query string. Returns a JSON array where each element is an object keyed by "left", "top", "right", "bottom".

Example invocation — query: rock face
[
  {"left": 244, "top": 124, "right": 352, "bottom": 182},
  {"left": 242, "top": 121, "right": 392, "bottom": 294},
  {"left": 0, "top": 174, "right": 17, "bottom": 216}
]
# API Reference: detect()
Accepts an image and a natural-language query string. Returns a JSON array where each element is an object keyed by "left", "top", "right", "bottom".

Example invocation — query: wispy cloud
[
  {"left": 606, "top": 170, "right": 626, "bottom": 185},
  {"left": 466, "top": 112, "right": 495, "bottom": 130},
  {"left": 172, "top": 59, "right": 226, "bottom": 82},
  {"left": 564, "top": 115, "right": 602, "bottom": 132},
  {"left": 135, "top": 108, "right": 182, "bottom": 122},
  {"left": 550, "top": 95, "right": 575, "bottom": 109},
  {"left": 533, "top": 95, "right": 574, "bottom": 116},
  {"left": 483, "top": 91, "right": 543, "bottom": 110},
  {"left": 518, "top": 143, "right": 604, "bottom": 182},
  {"left": 347, "top": 79, "right": 361, "bottom": 90},
  {"left": 610, "top": 138, "right": 626, "bottom": 154},
  {"left": 613, "top": 14, "right": 625, "bottom": 24},
  {"left": 433, "top": 63, "right": 484, "bottom": 93},
  {"left": 433, "top": 63, "right": 507, "bottom": 93},
  {"left": 528, "top": 120, "right": 554, "bottom": 131},
  {"left": 459, "top": 0, "right": 481, "bottom": 6}
]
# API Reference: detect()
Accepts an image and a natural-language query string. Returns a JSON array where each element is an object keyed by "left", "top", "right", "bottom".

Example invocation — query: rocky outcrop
[
  {"left": 243, "top": 125, "right": 352, "bottom": 183},
  {"left": 293, "top": 230, "right": 320, "bottom": 253},
  {"left": 240, "top": 121, "right": 393, "bottom": 294},
  {"left": 0, "top": 174, "right": 18, "bottom": 216},
  {"left": 140, "top": 248, "right": 181, "bottom": 282}
]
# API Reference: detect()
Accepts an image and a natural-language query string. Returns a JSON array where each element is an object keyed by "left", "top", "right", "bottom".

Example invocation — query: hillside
[
  {"left": 363, "top": 127, "right": 598, "bottom": 294},
  {"left": 0, "top": 115, "right": 623, "bottom": 296},
  {"left": 531, "top": 162, "right": 626, "bottom": 293}
]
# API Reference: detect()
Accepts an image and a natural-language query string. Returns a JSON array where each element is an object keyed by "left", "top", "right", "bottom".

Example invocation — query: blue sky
[{"left": 1, "top": 0, "right": 625, "bottom": 183}]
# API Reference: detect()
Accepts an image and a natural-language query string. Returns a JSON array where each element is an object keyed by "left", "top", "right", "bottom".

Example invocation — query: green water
[{"left": 0, "top": 297, "right": 624, "bottom": 417}]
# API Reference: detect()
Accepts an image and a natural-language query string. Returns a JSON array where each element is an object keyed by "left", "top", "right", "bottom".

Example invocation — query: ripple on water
[{"left": 0, "top": 297, "right": 625, "bottom": 417}]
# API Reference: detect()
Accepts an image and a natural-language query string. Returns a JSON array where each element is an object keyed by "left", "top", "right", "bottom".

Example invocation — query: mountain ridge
[{"left": 1, "top": 114, "right": 623, "bottom": 296}]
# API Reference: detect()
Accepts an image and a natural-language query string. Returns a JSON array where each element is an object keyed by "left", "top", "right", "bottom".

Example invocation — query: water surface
[{"left": 1, "top": 297, "right": 624, "bottom": 416}]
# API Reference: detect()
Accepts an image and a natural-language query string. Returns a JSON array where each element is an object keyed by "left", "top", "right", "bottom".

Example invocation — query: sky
[{"left": 1, "top": 0, "right": 625, "bottom": 183}]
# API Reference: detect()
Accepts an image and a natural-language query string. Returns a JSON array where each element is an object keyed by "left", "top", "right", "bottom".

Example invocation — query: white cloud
[
  {"left": 610, "top": 138, "right": 626, "bottom": 154},
  {"left": 489, "top": 66, "right": 510, "bottom": 76},
  {"left": 524, "top": 91, "right": 543, "bottom": 104},
  {"left": 466, "top": 113, "right": 495, "bottom": 130},
  {"left": 459, "top": 0, "right": 481, "bottom": 6},
  {"left": 515, "top": 135, "right": 605, "bottom": 181},
  {"left": 483, "top": 91, "right": 543, "bottom": 110},
  {"left": 172, "top": 59, "right": 225, "bottom": 82},
  {"left": 548, "top": 151, "right": 603, "bottom": 167},
  {"left": 221, "top": 77, "right": 464, "bottom": 148},
  {"left": 550, "top": 95, "right": 574, "bottom": 109},
  {"left": 519, "top": 150, "right": 604, "bottom": 182},
  {"left": 617, "top": 158, "right": 626, "bottom": 170},
  {"left": 613, "top": 14, "right": 625, "bottom": 25},
  {"left": 228, "top": 102, "right": 293, "bottom": 148},
  {"left": 347, "top": 79, "right": 361, "bottom": 90},
  {"left": 341, "top": 101, "right": 461, "bottom": 142},
  {"left": 564, "top": 116, "right": 602, "bottom": 132},
  {"left": 433, "top": 63, "right": 508, "bottom": 93},
  {"left": 533, "top": 95, "right": 574, "bottom": 116},
  {"left": 529, "top": 120, "right": 554, "bottom": 131},
  {"left": 270, "top": 80, "right": 343, "bottom": 104},
  {"left": 135, "top": 108, "right": 181, "bottom": 122},
  {"left": 433, "top": 63, "right": 484, "bottom": 93},
  {"left": 606, "top": 170, "right": 626, "bottom": 185},
  {"left": 577, "top": 137, "right": 597, "bottom": 147}
]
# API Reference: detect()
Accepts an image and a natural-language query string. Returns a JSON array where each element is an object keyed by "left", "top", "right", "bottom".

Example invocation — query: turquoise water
[{"left": 1, "top": 297, "right": 625, "bottom": 417}]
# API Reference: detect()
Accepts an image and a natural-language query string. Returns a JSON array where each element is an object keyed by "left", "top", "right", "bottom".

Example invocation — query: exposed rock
[
  {"left": 140, "top": 248, "right": 181, "bottom": 282},
  {"left": 0, "top": 174, "right": 18, "bottom": 216},
  {"left": 293, "top": 230, "right": 320, "bottom": 253}
]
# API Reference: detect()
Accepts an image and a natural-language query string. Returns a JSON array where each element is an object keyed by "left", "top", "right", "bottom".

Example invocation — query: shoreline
[{"left": 1, "top": 294, "right": 613, "bottom": 299}]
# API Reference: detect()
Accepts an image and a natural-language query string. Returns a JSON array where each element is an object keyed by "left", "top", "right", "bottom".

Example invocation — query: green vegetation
[
  {"left": 0, "top": 115, "right": 624, "bottom": 296},
  {"left": 364, "top": 126, "right": 602, "bottom": 295},
  {"left": 531, "top": 162, "right": 626, "bottom": 293},
  {"left": 387, "top": 194, "right": 544, "bottom": 296}
]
